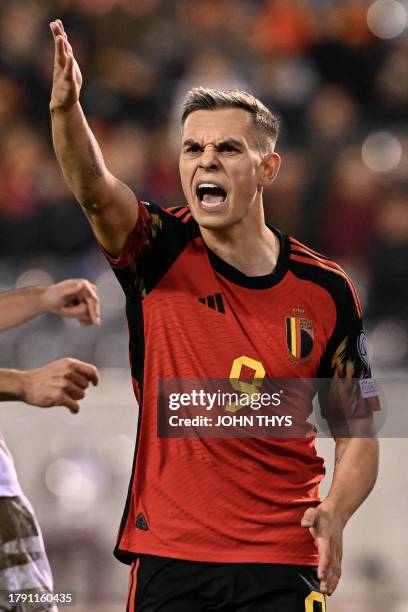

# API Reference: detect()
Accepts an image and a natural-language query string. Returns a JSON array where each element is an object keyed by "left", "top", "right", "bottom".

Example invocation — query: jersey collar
[{"left": 204, "top": 225, "right": 290, "bottom": 289}]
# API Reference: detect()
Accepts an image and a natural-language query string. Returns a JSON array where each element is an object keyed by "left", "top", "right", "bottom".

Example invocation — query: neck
[{"left": 200, "top": 203, "right": 280, "bottom": 277}]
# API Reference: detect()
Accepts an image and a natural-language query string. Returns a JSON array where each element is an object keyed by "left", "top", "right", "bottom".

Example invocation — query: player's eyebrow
[
  {"left": 182, "top": 139, "right": 202, "bottom": 150},
  {"left": 216, "top": 138, "right": 243, "bottom": 150},
  {"left": 182, "top": 138, "right": 244, "bottom": 150}
]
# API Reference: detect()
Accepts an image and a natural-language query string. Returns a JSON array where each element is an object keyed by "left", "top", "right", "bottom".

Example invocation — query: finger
[
  {"left": 73, "top": 282, "right": 100, "bottom": 324},
  {"left": 60, "top": 302, "right": 88, "bottom": 318},
  {"left": 50, "top": 21, "right": 63, "bottom": 40},
  {"left": 85, "top": 296, "right": 100, "bottom": 325},
  {"left": 301, "top": 507, "right": 317, "bottom": 528},
  {"left": 49, "top": 22, "right": 57, "bottom": 40},
  {"left": 321, "top": 566, "right": 340, "bottom": 596},
  {"left": 56, "top": 22, "right": 70, "bottom": 45},
  {"left": 63, "top": 382, "right": 86, "bottom": 401},
  {"left": 320, "top": 580, "right": 329, "bottom": 596},
  {"left": 55, "top": 35, "right": 67, "bottom": 68},
  {"left": 59, "top": 393, "right": 80, "bottom": 414},
  {"left": 56, "top": 19, "right": 67, "bottom": 40},
  {"left": 62, "top": 297, "right": 99, "bottom": 325},
  {"left": 68, "top": 371, "right": 91, "bottom": 389},
  {"left": 82, "top": 282, "right": 99, "bottom": 302},
  {"left": 60, "top": 279, "right": 99, "bottom": 302},
  {"left": 321, "top": 579, "right": 338, "bottom": 596},
  {"left": 72, "top": 361, "right": 99, "bottom": 386},
  {"left": 325, "top": 552, "right": 342, "bottom": 594},
  {"left": 64, "top": 53, "right": 75, "bottom": 81},
  {"left": 57, "top": 19, "right": 66, "bottom": 35},
  {"left": 77, "top": 280, "right": 99, "bottom": 303},
  {"left": 317, "top": 538, "right": 331, "bottom": 580},
  {"left": 319, "top": 561, "right": 334, "bottom": 594}
]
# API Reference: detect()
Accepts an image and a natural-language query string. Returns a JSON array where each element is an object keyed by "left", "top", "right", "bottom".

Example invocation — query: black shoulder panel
[
  {"left": 137, "top": 203, "right": 200, "bottom": 295},
  {"left": 289, "top": 255, "right": 349, "bottom": 312}
]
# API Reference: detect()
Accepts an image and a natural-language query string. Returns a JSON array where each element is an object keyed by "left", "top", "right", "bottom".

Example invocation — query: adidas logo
[
  {"left": 198, "top": 293, "right": 225, "bottom": 314},
  {"left": 136, "top": 513, "right": 148, "bottom": 531}
]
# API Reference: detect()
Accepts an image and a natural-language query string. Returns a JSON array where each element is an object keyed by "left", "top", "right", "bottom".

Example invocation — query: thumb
[{"left": 301, "top": 507, "right": 318, "bottom": 528}]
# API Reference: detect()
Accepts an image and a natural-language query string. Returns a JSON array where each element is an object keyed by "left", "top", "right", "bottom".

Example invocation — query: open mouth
[{"left": 196, "top": 183, "right": 227, "bottom": 211}]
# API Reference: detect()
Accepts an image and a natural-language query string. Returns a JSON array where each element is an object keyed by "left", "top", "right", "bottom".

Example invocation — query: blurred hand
[
  {"left": 22, "top": 358, "right": 99, "bottom": 414},
  {"left": 42, "top": 279, "right": 100, "bottom": 326},
  {"left": 50, "top": 19, "right": 83, "bottom": 111},
  {"left": 301, "top": 502, "right": 343, "bottom": 596}
]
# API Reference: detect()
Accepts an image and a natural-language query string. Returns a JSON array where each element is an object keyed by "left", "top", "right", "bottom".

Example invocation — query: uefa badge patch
[
  {"left": 286, "top": 317, "right": 314, "bottom": 360},
  {"left": 357, "top": 331, "right": 369, "bottom": 368}
]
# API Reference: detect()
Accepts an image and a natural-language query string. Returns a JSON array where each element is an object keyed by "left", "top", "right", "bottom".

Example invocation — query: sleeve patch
[{"left": 359, "top": 378, "right": 378, "bottom": 399}]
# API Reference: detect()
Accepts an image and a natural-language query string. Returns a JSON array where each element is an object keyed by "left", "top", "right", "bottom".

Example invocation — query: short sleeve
[
  {"left": 317, "top": 277, "right": 380, "bottom": 421},
  {"left": 100, "top": 199, "right": 194, "bottom": 297}
]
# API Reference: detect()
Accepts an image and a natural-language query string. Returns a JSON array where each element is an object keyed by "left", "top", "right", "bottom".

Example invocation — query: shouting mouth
[{"left": 196, "top": 183, "right": 228, "bottom": 212}]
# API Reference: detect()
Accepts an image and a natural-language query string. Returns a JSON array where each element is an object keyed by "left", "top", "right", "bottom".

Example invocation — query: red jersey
[{"left": 104, "top": 199, "right": 375, "bottom": 566}]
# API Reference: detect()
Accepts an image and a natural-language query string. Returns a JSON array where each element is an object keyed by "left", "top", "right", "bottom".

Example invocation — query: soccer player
[
  {"left": 49, "top": 19, "right": 379, "bottom": 611},
  {"left": 0, "top": 279, "right": 99, "bottom": 611}
]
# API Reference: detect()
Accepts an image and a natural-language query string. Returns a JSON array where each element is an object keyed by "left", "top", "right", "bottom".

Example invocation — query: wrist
[
  {"left": 6, "top": 370, "right": 27, "bottom": 401},
  {"left": 35, "top": 286, "right": 52, "bottom": 314},
  {"left": 49, "top": 100, "right": 80, "bottom": 114},
  {"left": 320, "top": 497, "right": 349, "bottom": 528}
]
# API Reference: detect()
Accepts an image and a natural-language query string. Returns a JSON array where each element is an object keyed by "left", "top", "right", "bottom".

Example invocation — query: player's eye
[
  {"left": 184, "top": 143, "right": 203, "bottom": 153},
  {"left": 218, "top": 143, "right": 239, "bottom": 153}
]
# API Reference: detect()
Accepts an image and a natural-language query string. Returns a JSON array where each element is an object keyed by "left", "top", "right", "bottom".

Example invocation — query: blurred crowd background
[
  {"left": 0, "top": 0, "right": 407, "bottom": 610},
  {"left": 0, "top": 0, "right": 407, "bottom": 370}
]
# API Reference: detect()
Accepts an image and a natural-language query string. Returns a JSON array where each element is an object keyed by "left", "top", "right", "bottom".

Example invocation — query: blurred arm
[
  {"left": 0, "top": 369, "right": 26, "bottom": 401},
  {"left": 0, "top": 359, "right": 99, "bottom": 414},
  {"left": 0, "top": 279, "right": 100, "bottom": 332},
  {"left": 50, "top": 20, "right": 138, "bottom": 255},
  {"left": 0, "top": 286, "right": 49, "bottom": 332}
]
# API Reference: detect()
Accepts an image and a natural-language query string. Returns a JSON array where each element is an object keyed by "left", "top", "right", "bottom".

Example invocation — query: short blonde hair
[{"left": 181, "top": 87, "right": 280, "bottom": 153}]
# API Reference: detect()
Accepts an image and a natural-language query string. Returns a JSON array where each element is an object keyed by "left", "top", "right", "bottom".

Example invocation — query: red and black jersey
[{"left": 103, "top": 199, "right": 376, "bottom": 566}]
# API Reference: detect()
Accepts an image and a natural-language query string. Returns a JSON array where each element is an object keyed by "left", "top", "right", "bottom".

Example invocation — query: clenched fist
[
  {"left": 42, "top": 279, "right": 100, "bottom": 326},
  {"left": 22, "top": 358, "right": 99, "bottom": 414}
]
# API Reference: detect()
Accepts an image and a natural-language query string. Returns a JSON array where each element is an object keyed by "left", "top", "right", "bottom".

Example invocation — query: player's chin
[
  {"left": 194, "top": 212, "right": 232, "bottom": 231},
  {"left": 190, "top": 197, "right": 231, "bottom": 228}
]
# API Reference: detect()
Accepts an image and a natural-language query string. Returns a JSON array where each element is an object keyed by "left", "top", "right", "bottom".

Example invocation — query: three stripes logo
[
  {"left": 286, "top": 316, "right": 314, "bottom": 360},
  {"left": 198, "top": 293, "right": 225, "bottom": 314}
]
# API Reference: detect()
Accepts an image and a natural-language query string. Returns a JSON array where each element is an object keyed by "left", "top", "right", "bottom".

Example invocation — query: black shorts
[{"left": 126, "top": 555, "right": 326, "bottom": 612}]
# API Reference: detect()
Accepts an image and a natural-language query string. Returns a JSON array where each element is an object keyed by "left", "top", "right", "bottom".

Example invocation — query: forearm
[
  {"left": 49, "top": 21, "right": 139, "bottom": 254},
  {"left": 50, "top": 102, "right": 137, "bottom": 253},
  {"left": 324, "top": 436, "right": 379, "bottom": 525},
  {"left": 0, "top": 369, "right": 26, "bottom": 401},
  {"left": 50, "top": 101, "right": 114, "bottom": 210},
  {"left": 0, "top": 286, "right": 48, "bottom": 332}
]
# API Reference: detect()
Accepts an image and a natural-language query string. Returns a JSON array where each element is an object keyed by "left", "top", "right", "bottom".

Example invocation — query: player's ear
[{"left": 259, "top": 152, "right": 281, "bottom": 189}]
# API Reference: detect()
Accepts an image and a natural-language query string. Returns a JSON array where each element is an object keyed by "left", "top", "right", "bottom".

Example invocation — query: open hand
[
  {"left": 50, "top": 19, "right": 82, "bottom": 111},
  {"left": 301, "top": 502, "right": 344, "bottom": 596}
]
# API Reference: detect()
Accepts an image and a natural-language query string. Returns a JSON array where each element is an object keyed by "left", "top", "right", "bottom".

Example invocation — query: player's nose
[{"left": 199, "top": 145, "right": 220, "bottom": 170}]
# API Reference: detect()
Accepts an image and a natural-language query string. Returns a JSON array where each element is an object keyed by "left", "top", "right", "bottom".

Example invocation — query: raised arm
[{"left": 49, "top": 19, "right": 138, "bottom": 255}]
